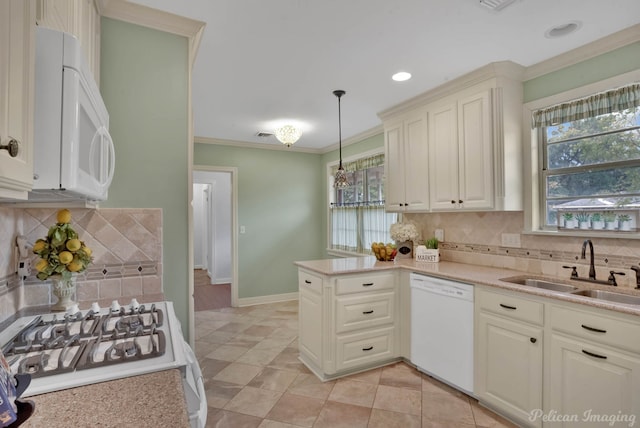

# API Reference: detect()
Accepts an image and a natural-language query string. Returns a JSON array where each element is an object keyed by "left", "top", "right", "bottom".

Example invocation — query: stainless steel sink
[
  {"left": 570, "top": 289, "right": 640, "bottom": 306},
  {"left": 502, "top": 277, "right": 578, "bottom": 293}
]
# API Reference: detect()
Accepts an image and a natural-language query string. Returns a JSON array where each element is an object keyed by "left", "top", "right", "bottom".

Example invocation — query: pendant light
[{"left": 333, "top": 89, "right": 349, "bottom": 188}]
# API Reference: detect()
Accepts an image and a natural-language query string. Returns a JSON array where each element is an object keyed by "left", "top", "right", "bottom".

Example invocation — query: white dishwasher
[{"left": 410, "top": 272, "right": 474, "bottom": 395}]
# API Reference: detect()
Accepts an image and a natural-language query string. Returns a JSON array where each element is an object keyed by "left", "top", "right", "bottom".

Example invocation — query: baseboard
[
  {"left": 237, "top": 292, "right": 299, "bottom": 307},
  {"left": 214, "top": 277, "right": 232, "bottom": 284}
]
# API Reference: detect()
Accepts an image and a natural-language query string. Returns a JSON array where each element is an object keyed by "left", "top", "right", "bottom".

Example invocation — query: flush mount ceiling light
[
  {"left": 274, "top": 125, "right": 302, "bottom": 147},
  {"left": 545, "top": 21, "right": 582, "bottom": 38},
  {"left": 333, "top": 90, "right": 349, "bottom": 188},
  {"left": 392, "top": 71, "right": 412, "bottom": 82}
]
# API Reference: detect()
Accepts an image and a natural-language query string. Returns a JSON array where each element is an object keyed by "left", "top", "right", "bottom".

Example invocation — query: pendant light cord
[{"left": 333, "top": 90, "right": 346, "bottom": 168}]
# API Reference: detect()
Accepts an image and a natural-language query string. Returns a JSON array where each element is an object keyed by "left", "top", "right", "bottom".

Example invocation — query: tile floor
[{"left": 194, "top": 300, "right": 518, "bottom": 428}]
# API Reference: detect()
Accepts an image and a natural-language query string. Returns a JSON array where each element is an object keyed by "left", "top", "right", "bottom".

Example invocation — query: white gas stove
[{"left": 0, "top": 300, "right": 187, "bottom": 398}]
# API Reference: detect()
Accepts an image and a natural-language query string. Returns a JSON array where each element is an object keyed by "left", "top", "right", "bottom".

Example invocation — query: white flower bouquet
[{"left": 390, "top": 222, "right": 420, "bottom": 242}]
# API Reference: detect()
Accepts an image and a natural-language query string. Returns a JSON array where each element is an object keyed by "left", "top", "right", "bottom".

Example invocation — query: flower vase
[
  {"left": 396, "top": 241, "right": 413, "bottom": 259},
  {"left": 51, "top": 275, "right": 77, "bottom": 311}
]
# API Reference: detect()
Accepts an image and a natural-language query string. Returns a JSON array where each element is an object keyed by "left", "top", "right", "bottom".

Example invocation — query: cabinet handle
[
  {"left": 362, "top": 346, "right": 373, "bottom": 351},
  {"left": 362, "top": 282, "right": 374, "bottom": 287},
  {"left": 458, "top": 200, "right": 463, "bottom": 204},
  {"left": 530, "top": 337, "right": 537, "bottom": 343},
  {"left": 582, "top": 349, "right": 607, "bottom": 360},
  {"left": 362, "top": 310, "right": 374, "bottom": 315},
  {"left": 499, "top": 303, "right": 517, "bottom": 310},
  {"left": 0, "top": 138, "right": 19, "bottom": 158},
  {"left": 451, "top": 200, "right": 456, "bottom": 204},
  {"left": 304, "top": 280, "right": 312, "bottom": 284},
  {"left": 581, "top": 324, "right": 606, "bottom": 334}
]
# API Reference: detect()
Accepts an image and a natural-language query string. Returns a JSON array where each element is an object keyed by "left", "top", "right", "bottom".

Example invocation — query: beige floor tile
[
  {"left": 223, "top": 386, "right": 283, "bottom": 418},
  {"left": 422, "top": 373, "right": 468, "bottom": 398},
  {"left": 252, "top": 337, "right": 294, "bottom": 350},
  {"left": 213, "top": 362, "right": 262, "bottom": 385},
  {"left": 268, "top": 327, "right": 298, "bottom": 340},
  {"left": 422, "top": 417, "right": 476, "bottom": 428},
  {"left": 216, "top": 321, "right": 252, "bottom": 334},
  {"left": 287, "top": 373, "right": 336, "bottom": 400},
  {"left": 268, "top": 348, "right": 310, "bottom": 373},
  {"left": 342, "top": 367, "right": 382, "bottom": 385},
  {"left": 204, "top": 380, "right": 243, "bottom": 409},
  {"left": 422, "top": 388, "right": 475, "bottom": 424},
  {"left": 265, "top": 393, "right": 325, "bottom": 427},
  {"left": 471, "top": 400, "right": 520, "bottom": 427},
  {"left": 248, "top": 367, "right": 299, "bottom": 392},
  {"left": 368, "top": 408, "right": 422, "bottom": 428},
  {"left": 235, "top": 347, "right": 283, "bottom": 366},
  {"left": 373, "top": 384, "right": 422, "bottom": 416},
  {"left": 313, "top": 401, "right": 371, "bottom": 428},
  {"left": 200, "top": 330, "right": 237, "bottom": 344},
  {"left": 206, "top": 344, "right": 251, "bottom": 362},
  {"left": 257, "top": 420, "right": 301, "bottom": 428},
  {"left": 200, "top": 358, "right": 231, "bottom": 380},
  {"left": 328, "top": 379, "right": 378, "bottom": 408},
  {"left": 243, "top": 324, "right": 279, "bottom": 337},
  {"left": 206, "top": 409, "right": 263, "bottom": 428},
  {"left": 379, "top": 362, "right": 422, "bottom": 390}
]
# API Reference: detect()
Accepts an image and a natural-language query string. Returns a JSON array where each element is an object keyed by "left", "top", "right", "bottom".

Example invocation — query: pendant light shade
[{"left": 333, "top": 90, "right": 349, "bottom": 188}]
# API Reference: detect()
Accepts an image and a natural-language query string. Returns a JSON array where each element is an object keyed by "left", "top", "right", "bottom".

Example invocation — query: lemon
[
  {"left": 59, "top": 251, "right": 74, "bottom": 265},
  {"left": 66, "top": 238, "right": 82, "bottom": 252},
  {"left": 82, "top": 246, "right": 92, "bottom": 257},
  {"left": 67, "top": 260, "right": 83, "bottom": 272},
  {"left": 35, "top": 259, "right": 49, "bottom": 272},
  {"left": 32, "top": 239, "right": 47, "bottom": 253},
  {"left": 56, "top": 209, "right": 72, "bottom": 224}
]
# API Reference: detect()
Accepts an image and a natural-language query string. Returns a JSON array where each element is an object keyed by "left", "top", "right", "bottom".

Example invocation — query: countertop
[
  {"left": 295, "top": 257, "right": 640, "bottom": 317},
  {"left": 20, "top": 369, "right": 189, "bottom": 427}
]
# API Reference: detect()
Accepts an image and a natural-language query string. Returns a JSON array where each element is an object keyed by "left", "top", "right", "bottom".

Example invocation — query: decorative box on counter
[{"left": 415, "top": 245, "right": 440, "bottom": 262}]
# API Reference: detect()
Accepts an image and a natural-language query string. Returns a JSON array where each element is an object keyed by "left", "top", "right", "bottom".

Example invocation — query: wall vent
[
  {"left": 479, "top": 0, "right": 517, "bottom": 11},
  {"left": 256, "top": 132, "right": 273, "bottom": 138}
]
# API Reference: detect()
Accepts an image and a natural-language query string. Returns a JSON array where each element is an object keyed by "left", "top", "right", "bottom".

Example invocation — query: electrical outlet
[
  {"left": 434, "top": 229, "right": 444, "bottom": 241},
  {"left": 501, "top": 233, "right": 521, "bottom": 248},
  {"left": 240, "top": 225, "right": 246, "bottom": 234}
]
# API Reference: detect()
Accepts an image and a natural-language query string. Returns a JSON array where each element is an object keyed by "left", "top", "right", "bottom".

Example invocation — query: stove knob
[
  {"left": 90, "top": 302, "right": 101, "bottom": 313},
  {"left": 66, "top": 304, "right": 80, "bottom": 315},
  {"left": 130, "top": 298, "right": 140, "bottom": 311},
  {"left": 110, "top": 300, "right": 121, "bottom": 313}
]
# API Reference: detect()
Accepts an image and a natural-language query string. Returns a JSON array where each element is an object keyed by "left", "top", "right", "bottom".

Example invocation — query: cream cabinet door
[
  {"left": 457, "top": 89, "right": 493, "bottom": 209},
  {"left": 299, "top": 287, "right": 322, "bottom": 368},
  {"left": 428, "top": 100, "right": 459, "bottom": 210},
  {"left": 0, "top": 0, "right": 35, "bottom": 199},
  {"left": 476, "top": 312, "right": 543, "bottom": 427},
  {"left": 384, "top": 118, "right": 406, "bottom": 211},
  {"left": 547, "top": 333, "right": 640, "bottom": 428}
]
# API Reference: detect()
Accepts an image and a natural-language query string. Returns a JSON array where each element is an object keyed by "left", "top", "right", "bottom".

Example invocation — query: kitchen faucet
[{"left": 581, "top": 239, "right": 596, "bottom": 280}]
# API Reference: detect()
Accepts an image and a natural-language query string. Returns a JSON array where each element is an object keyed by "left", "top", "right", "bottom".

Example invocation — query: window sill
[
  {"left": 326, "top": 249, "right": 370, "bottom": 258},
  {"left": 522, "top": 229, "right": 640, "bottom": 240}
]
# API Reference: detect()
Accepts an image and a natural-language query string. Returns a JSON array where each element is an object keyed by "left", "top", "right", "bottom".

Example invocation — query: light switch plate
[
  {"left": 434, "top": 229, "right": 444, "bottom": 241},
  {"left": 501, "top": 233, "right": 521, "bottom": 248}
]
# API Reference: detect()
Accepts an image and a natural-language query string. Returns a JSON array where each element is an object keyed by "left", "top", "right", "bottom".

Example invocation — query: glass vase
[{"left": 51, "top": 275, "right": 77, "bottom": 311}]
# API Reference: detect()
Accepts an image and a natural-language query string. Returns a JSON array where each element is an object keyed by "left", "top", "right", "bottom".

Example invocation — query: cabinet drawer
[
  {"left": 336, "top": 292, "right": 395, "bottom": 333},
  {"left": 299, "top": 270, "right": 322, "bottom": 294},
  {"left": 550, "top": 305, "right": 640, "bottom": 354},
  {"left": 477, "top": 289, "right": 543, "bottom": 326},
  {"left": 336, "top": 326, "right": 395, "bottom": 371},
  {"left": 336, "top": 272, "right": 395, "bottom": 295}
]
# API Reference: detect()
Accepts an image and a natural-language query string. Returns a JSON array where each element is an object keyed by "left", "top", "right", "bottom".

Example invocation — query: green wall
[
  {"left": 523, "top": 42, "right": 640, "bottom": 102},
  {"left": 193, "top": 144, "right": 325, "bottom": 299},
  {"left": 100, "top": 18, "right": 190, "bottom": 334}
]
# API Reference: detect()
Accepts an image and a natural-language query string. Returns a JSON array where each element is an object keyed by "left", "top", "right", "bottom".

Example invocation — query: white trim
[
  {"left": 524, "top": 24, "right": 640, "bottom": 81},
  {"left": 522, "top": 69, "right": 640, "bottom": 234},
  {"left": 193, "top": 166, "right": 239, "bottom": 309},
  {"left": 319, "top": 125, "right": 384, "bottom": 154},
  {"left": 237, "top": 292, "right": 299, "bottom": 307},
  {"left": 326, "top": 147, "right": 385, "bottom": 169},
  {"left": 194, "top": 136, "right": 320, "bottom": 153}
]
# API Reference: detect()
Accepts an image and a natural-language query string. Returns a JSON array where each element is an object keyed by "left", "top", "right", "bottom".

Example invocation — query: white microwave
[{"left": 31, "top": 26, "right": 114, "bottom": 202}]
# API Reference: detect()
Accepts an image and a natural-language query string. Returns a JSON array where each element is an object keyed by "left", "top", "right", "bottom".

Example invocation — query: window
[
  {"left": 534, "top": 83, "right": 640, "bottom": 228},
  {"left": 329, "top": 153, "right": 397, "bottom": 254}
]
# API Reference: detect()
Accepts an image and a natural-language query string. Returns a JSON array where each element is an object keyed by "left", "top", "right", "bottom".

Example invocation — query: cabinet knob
[
  {"left": 451, "top": 200, "right": 456, "bottom": 204},
  {"left": 530, "top": 337, "right": 537, "bottom": 343},
  {"left": 458, "top": 200, "right": 463, "bottom": 204},
  {"left": 0, "top": 138, "right": 19, "bottom": 157}
]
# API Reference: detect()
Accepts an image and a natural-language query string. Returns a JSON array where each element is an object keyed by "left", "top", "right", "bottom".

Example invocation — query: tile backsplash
[
  {"left": 407, "top": 211, "right": 640, "bottom": 289},
  {"left": 0, "top": 207, "right": 163, "bottom": 323}
]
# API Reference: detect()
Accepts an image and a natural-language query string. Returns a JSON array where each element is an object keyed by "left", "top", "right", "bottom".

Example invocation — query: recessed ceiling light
[
  {"left": 545, "top": 21, "right": 582, "bottom": 38},
  {"left": 392, "top": 71, "right": 412, "bottom": 82}
]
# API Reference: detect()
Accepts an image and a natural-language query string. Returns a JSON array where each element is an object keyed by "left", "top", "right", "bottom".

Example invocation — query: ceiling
[{"left": 128, "top": 0, "right": 640, "bottom": 151}]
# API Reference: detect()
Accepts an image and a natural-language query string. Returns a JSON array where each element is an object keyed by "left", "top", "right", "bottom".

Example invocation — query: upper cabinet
[
  {"left": 36, "top": 0, "right": 101, "bottom": 83},
  {"left": 0, "top": 0, "right": 36, "bottom": 200},
  {"left": 384, "top": 107, "right": 429, "bottom": 212},
  {"left": 379, "top": 61, "right": 525, "bottom": 213}
]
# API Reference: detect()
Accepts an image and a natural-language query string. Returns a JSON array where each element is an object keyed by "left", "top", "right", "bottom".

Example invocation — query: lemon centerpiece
[{"left": 32, "top": 209, "right": 93, "bottom": 310}]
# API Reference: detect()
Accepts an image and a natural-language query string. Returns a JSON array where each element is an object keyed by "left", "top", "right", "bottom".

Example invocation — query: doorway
[{"left": 192, "top": 167, "right": 238, "bottom": 309}]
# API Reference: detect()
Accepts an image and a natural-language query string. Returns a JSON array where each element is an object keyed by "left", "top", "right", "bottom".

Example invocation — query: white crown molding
[
  {"left": 194, "top": 136, "right": 322, "bottom": 154},
  {"left": 523, "top": 24, "right": 640, "bottom": 81},
  {"left": 377, "top": 61, "right": 525, "bottom": 121},
  {"left": 98, "top": 0, "right": 205, "bottom": 40},
  {"left": 319, "top": 125, "right": 384, "bottom": 154}
]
